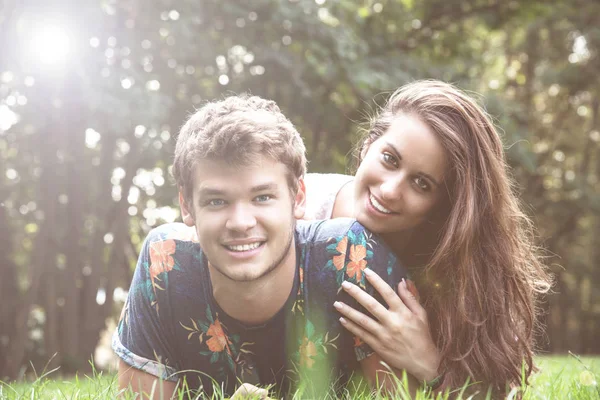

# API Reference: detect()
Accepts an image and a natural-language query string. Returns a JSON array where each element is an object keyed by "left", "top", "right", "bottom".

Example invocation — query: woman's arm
[{"left": 359, "top": 353, "right": 420, "bottom": 396}]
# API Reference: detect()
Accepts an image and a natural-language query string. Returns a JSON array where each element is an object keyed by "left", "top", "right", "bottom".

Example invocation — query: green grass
[{"left": 0, "top": 355, "right": 598, "bottom": 399}]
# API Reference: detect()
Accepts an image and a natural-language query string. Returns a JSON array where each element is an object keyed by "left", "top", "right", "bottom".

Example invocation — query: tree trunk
[
  {"left": 59, "top": 60, "right": 88, "bottom": 373},
  {"left": 44, "top": 273, "right": 61, "bottom": 370},
  {"left": 76, "top": 129, "right": 115, "bottom": 363},
  {"left": 0, "top": 206, "right": 20, "bottom": 380},
  {"left": 78, "top": 137, "right": 141, "bottom": 364},
  {"left": 2, "top": 110, "right": 61, "bottom": 380}
]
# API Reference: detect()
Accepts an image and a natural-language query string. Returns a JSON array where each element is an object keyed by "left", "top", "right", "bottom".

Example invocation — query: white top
[{"left": 303, "top": 173, "right": 354, "bottom": 220}]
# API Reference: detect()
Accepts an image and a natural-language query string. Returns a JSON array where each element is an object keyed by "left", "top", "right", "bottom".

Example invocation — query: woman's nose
[{"left": 380, "top": 174, "right": 405, "bottom": 202}]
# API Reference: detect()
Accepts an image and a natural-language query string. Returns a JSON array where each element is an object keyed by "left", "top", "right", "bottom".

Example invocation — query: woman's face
[{"left": 353, "top": 113, "right": 449, "bottom": 234}]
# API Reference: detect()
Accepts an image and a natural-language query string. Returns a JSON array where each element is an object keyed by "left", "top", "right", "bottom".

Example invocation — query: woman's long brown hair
[{"left": 357, "top": 80, "right": 553, "bottom": 392}]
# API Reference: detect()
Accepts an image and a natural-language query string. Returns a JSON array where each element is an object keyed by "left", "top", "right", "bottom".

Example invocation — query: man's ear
[
  {"left": 179, "top": 191, "right": 195, "bottom": 227},
  {"left": 293, "top": 177, "right": 306, "bottom": 220}
]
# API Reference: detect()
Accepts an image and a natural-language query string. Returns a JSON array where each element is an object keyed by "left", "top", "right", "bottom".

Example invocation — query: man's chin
[{"left": 208, "top": 263, "right": 267, "bottom": 283}]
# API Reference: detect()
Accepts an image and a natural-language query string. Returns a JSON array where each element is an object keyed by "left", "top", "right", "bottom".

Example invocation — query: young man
[{"left": 113, "top": 95, "right": 407, "bottom": 398}]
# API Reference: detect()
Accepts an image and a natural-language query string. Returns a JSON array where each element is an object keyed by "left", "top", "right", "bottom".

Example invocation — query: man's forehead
[
  {"left": 191, "top": 158, "right": 293, "bottom": 195},
  {"left": 196, "top": 154, "right": 273, "bottom": 169}
]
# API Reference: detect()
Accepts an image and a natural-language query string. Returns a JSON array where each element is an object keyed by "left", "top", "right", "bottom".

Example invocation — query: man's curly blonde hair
[{"left": 172, "top": 94, "right": 307, "bottom": 207}]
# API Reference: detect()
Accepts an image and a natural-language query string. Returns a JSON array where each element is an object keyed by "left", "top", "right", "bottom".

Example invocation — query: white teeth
[
  {"left": 370, "top": 194, "right": 392, "bottom": 214},
  {"left": 226, "top": 242, "right": 262, "bottom": 252}
]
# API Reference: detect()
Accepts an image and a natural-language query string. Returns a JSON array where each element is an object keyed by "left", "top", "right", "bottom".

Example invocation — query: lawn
[{"left": 0, "top": 355, "right": 598, "bottom": 399}]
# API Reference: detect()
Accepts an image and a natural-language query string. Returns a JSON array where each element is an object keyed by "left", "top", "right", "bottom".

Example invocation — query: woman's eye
[
  {"left": 414, "top": 177, "right": 430, "bottom": 191},
  {"left": 255, "top": 194, "right": 272, "bottom": 202},
  {"left": 382, "top": 152, "right": 398, "bottom": 167}
]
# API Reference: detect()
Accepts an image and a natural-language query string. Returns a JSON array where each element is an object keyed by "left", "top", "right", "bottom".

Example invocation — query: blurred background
[{"left": 0, "top": 0, "right": 598, "bottom": 381}]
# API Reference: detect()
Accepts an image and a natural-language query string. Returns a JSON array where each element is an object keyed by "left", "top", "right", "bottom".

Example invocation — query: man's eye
[
  {"left": 255, "top": 194, "right": 272, "bottom": 203},
  {"left": 207, "top": 199, "right": 225, "bottom": 207},
  {"left": 382, "top": 152, "right": 398, "bottom": 167},
  {"left": 414, "top": 177, "right": 430, "bottom": 191}
]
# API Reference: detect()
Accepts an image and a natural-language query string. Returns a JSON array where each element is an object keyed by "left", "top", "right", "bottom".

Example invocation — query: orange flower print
[
  {"left": 297, "top": 267, "right": 305, "bottom": 297},
  {"left": 346, "top": 244, "right": 367, "bottom": 281},
  {"left": 206, "top": 319, "right": 232, "bottom": 354},
  {"left": 299, "top": 336, "right": 318, "bottom": 369},
  {"left": 332, "top": 236, "right": 348, "bottom": 271},
  {"left": 149, "top": 239, "right": 176, "bottom": 284},
  {"left": 353, "top": 336, "right": 364, "bottom": 348}
]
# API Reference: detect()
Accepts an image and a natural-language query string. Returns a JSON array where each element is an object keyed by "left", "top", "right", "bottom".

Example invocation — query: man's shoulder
[
  {"left": 295, "top": 218, "right": 383, "bottom": 248},
  {"left": 296, "top": 219, "right": 403, "bottom": 278},
  {"left": 145, "top": 223, "right": 199, "bottom": 245},
  {"left": 141, "top": 223, "right": 203, "bottom": 273},
  {"left": 296, "top": 218, "right": 361, "bottom": 244}
]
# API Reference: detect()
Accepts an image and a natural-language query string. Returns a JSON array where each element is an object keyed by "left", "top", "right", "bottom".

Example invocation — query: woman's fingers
[
  {"left": 363, "top": 268, "right": 407, "bottom": 311},
  {"left": 338, "top": 315, "right": 377, "bottom": 348},
  {"left": 398, "top": 279, "right": 427, "bottom": 321},
  {"left": 340, "top": 280, "right": 389, "bottom": 322},
  {"left": 405, "top": 278, "right": 420, "bottom": 301},
  {"left": 334, "top": 300, "right": 380, "bottom": 334}
]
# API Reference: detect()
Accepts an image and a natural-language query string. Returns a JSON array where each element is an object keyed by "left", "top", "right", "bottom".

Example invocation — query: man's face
[{"left": 180, "top": 156, "right": 305, "bottom": 283}]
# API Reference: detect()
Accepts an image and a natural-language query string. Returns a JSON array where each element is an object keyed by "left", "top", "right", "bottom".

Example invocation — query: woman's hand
[{"left": 333, "top": 268, "right": 441, "bottom": 382}]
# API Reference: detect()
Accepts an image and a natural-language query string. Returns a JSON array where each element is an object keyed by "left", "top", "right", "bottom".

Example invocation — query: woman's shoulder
[
  {"left": 305, "top": 172, "right": 353, "bottom": 187},
  {"left": 304, "top": 173, "right": 354, "bottom": 220}
]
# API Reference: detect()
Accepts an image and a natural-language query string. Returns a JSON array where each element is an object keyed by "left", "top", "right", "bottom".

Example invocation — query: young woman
[{"left": 302, "top": 80, "right": 552, "bottom": 393}]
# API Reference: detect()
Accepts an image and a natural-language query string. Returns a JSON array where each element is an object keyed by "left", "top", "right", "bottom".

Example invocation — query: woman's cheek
[{"left": 408, "top": 195, "right": 433, "bottom": 222}]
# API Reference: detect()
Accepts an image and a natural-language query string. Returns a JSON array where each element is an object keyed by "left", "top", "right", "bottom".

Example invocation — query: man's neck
[{"left": 208, "top": 245, "right": 297, "bottom": 326}]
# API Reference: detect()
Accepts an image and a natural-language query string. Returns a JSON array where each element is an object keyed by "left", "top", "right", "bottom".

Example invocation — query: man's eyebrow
[
  {"left": 195, "top": 183, "right": 279, "bottom": 197},
  {"left": 384, "top": 141, "right": 442, "bottom": 188},
  {"left": 195, "top": 187, "right": 225, "bottom": 197},
  {"left": 251, "top": 183, "right": 279, "bottom": 192}
]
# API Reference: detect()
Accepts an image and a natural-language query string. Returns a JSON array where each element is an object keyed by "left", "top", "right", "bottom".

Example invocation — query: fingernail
[
  {"left": 364, "top": 268, "right": 372, "bottom": 276},
  {"left": 341, "top": 281, "right": 351, "bottom": 290},
  {"left": 339, "top": 317, "right": 347, "bottom": 324},
  {"left": 401, "top": 278, "right": 407, "bottom": 289},
  {"left": 334, "top": 301, "right": 342, "bottom": 309}
]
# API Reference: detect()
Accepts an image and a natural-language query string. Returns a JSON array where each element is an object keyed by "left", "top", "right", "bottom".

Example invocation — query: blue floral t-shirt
[{"left": 113, "top": 218, "right": 406, "bottom": 396}]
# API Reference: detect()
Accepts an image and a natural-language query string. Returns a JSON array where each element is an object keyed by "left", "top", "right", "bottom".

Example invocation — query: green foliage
[{"left": 0, "top": 356, "right": 599, "bottom": 399}]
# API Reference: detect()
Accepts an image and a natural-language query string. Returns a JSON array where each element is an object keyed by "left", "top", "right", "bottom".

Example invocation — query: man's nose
[{"left": 225, "top": 203, "right": 257, "bottom": 232}]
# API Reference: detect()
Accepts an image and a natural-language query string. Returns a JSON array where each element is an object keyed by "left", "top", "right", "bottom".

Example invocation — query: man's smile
[{"left": 224, "top": 241, "right": 264, "bottom": 252}]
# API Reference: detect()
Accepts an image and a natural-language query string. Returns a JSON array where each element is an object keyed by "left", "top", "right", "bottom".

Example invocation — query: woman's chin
[
  {"left": 356, "top": 214, "right": 393, "bottom": 234},
  {"left": 356, "top": 213, "right": 416, "bottom": 239}
]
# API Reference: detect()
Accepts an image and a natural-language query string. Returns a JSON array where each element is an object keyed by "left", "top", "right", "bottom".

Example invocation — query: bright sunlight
[{"left": 28, "top": 23, "right": 70, "bottom": 65}]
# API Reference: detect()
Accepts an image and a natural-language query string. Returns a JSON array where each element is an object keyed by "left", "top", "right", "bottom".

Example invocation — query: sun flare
[{"left": 29, "top": 24, "right": 70, "bottom": 65}]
